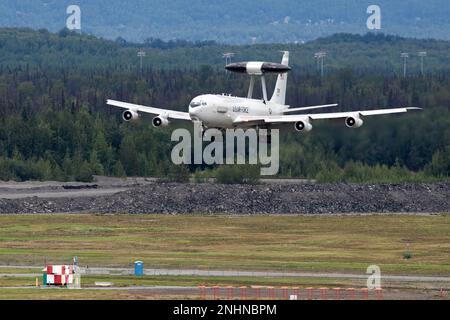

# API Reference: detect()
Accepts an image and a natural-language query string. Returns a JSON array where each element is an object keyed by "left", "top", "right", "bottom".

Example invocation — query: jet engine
[
  {"left": 152, "top": 116, "right": 169, "bottom": 128},
  {"left": 122, "top": 110, "right": 139, "bottom": 121},
  {"left": 345, "top": 114, "right": 364, "bottom": 128},
  {"left": 294, "top": 119, "right": 313, "bottom": 132}
]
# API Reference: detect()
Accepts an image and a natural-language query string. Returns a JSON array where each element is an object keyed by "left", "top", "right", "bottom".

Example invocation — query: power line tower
[
  {"left": 137, "top": 49, "right": 146, "bottom": 71},
  {"left": 418, "top": 51, "right": 427, "bottom": 75},
  {"left": 401, "top": 52, "right": 409, "bottom": 77},
  {"left": 314, "top": 51, "right": 327, "bottom": 77}
]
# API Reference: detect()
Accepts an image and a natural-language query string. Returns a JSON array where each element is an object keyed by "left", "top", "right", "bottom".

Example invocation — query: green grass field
[{"left": 0, "top": 214, "right": 449, "bottom": 275}]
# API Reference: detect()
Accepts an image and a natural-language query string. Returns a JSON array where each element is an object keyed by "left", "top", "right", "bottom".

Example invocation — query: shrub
[
  {"left": 193, "top": 169, "right": 213, "bottom": 184},
  {"left": 160, "top": 165, "right": 191, "bottom": 183},
  {"left": 424, "top": 146, "right": 450, "bottom": 178},
  {"left": 75, "top": 161, "right": 94, "bottom": 182},
  {"left": 215, "top": 165, "right": 260, "bottom": 184},
  {"left": 315, "top": 161, "right": 344, "bottom": 183}
]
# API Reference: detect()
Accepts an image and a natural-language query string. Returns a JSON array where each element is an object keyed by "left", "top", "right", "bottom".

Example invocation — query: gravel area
[{"left": 0, "top": 182, "right": 448, "bottom": 214}]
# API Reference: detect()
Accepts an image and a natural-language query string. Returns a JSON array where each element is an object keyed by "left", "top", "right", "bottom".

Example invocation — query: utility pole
[
  {"left": 137, "top": 49, "right": 146, "bottom": 71},
  {"left": 401, "top": 52, "right": 409, "bottom": 77},
  {"left": 314, "top": 51, "right": 327, "bottom": 78},
  {"left": 418, "top": 51, "right": 427, "bottom": 75},
  {"left": 222, "top": 52, "right": 235, "bottom": 73}
]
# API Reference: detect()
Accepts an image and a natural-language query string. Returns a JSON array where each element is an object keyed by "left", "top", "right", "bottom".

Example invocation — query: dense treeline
[
  {"left": 0, "top": 28, "right": 449, "bottom": 182},
  {"left": 0, "top": 65, "right": 448, "bottom": 182},
  {"left": 2, "top": 29, "right": 450, "bottom": 75}
]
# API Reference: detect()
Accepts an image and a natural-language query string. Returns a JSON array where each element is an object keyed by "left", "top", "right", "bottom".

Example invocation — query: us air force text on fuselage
[
  {"left": 232, "top": 106, "right": 249, "bottom": 113},
  {"left": 172, "top": 304, "right": 277, "bottom": 318}
]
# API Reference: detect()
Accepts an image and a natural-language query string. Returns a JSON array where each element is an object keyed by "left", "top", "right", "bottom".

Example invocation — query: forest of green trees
[
  {"left": 2, "top": 0, "right": 450, "bottom": 43},
  {"left": 0, "top": 28, "right": 449, "bottom": 183}
]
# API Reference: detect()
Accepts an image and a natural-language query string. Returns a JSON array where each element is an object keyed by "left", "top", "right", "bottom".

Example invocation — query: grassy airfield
[
  {"left": 0, "top": 214, "right": 449, "bottom": 299},
  {"left": 1, "top": 214, "right": 450, "bottom": 274}
]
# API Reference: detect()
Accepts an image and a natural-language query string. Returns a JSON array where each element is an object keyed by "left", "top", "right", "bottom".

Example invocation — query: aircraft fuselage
[{"left": 188, "top": 94, "right": 286, "bottom": 129}]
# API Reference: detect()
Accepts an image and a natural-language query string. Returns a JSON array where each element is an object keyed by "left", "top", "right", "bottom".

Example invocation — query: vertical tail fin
[{"left": 270, "top": 51, "right": 289, "bottom": 105}]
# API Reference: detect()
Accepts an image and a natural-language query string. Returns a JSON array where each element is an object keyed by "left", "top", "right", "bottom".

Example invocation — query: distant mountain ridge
[{"left": 0, "top": 0, "right": 449, "bottom": 44}]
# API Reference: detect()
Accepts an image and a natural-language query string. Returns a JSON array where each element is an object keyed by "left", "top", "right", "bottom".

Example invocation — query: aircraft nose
[
  {"left": 189, "top": 106, "right": 201, "bottom": 120},
  {"left": 189, "top": 107, "right": 197, "bottom": 116}
]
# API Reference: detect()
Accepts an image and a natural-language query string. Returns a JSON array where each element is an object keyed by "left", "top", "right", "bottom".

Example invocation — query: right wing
[
  {"left": 106, "top": 99, "right": 191, "bottom": 121},
  {"left": 234, "top": 107, "right": 421, "bottom": 125}
]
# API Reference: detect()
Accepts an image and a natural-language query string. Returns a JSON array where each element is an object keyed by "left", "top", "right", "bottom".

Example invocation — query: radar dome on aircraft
[{"left": 225, "top": 61, "right": 291, "bottom": 75}]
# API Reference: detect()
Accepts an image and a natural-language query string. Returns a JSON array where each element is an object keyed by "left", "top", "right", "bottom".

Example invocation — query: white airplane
[{"left": 107, "top": 51, "right": 420, "bottom": 133}]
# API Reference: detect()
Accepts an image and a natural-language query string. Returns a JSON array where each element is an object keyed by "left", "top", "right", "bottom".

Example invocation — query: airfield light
[
  {"left": 375, "top": 288, "right": 384, "bottom": 300},
  {"left": 361, "top": 288, "right": 369, "bottom": 300},
  {"left": 333, "top": 287, "right": 343, "bottom": 300},
  {"left": 226, "top": 286, "right": 234, "bottom": 300},
  {"left": 268, "top": 287, "right": 275, "bottom": 300},
  {"left": 347, "top": 288, "right": 356, "bottom": 300},
  {"left": 212, "top": 285, "right": 220, "bottom": 300},
  {"left": 320, "top": 287, "right": 329, "bottom": 300},
  {"left": 239, "top": 286, "right": 248, "bottom": 300},
  {"left": 281, "top": 286, "right": 289, "bottom": 300},
  {"left": 198, "top": 286, "right": 206, "bottom": 300}
]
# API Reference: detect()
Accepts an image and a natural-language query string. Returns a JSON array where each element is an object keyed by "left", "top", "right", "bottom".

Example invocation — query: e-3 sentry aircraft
[{"left": 107, "top": 51, "right": 420, "bottom": 133}]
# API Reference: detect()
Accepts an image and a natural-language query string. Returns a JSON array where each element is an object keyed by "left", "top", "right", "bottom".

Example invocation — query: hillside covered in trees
[
  {"left": 2, "top": 28, "right": 450, "bottom": 74},
  {"left": 0, "top": 28, "right": 449, "bottom": 182},
  {"left": 1, "top": 0, "right": 450, "bottom": 44}
]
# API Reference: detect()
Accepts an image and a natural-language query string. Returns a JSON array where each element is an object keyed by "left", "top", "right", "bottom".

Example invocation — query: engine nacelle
[
  {"left": 152, "top": 116, "right": 169, "bottom": 128},
  {"left": 294, "top": 119, "right": 313, "bottom": 132},
  {"left": 345, "top": 114, "right": 364, "bottom": 128},
  {"left": 122, "top": 110, "right": 139, "bottom": 122}
]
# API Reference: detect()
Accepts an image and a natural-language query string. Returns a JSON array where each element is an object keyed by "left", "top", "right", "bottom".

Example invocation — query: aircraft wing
[
  {"left": 106, "top": 99, "right": 191, "bottom": 121},
  {"left": 233, "top": 107, "right": 421, "bottom": 125},
  {"left": 283, "top": 103, "right": 338, "bottom": 113}
]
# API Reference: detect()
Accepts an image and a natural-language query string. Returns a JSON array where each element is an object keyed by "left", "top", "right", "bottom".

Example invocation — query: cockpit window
[{"left": 190, "top": 101, "right": 202, "bottom": 108}]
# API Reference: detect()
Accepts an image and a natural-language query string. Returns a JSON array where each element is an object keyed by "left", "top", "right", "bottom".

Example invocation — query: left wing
[
  {"left": 106, "top": 99, "right": 191, "bottom": 121},
  {"left": 234, "top": 107, "right": 421, "bottom": 125}
]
